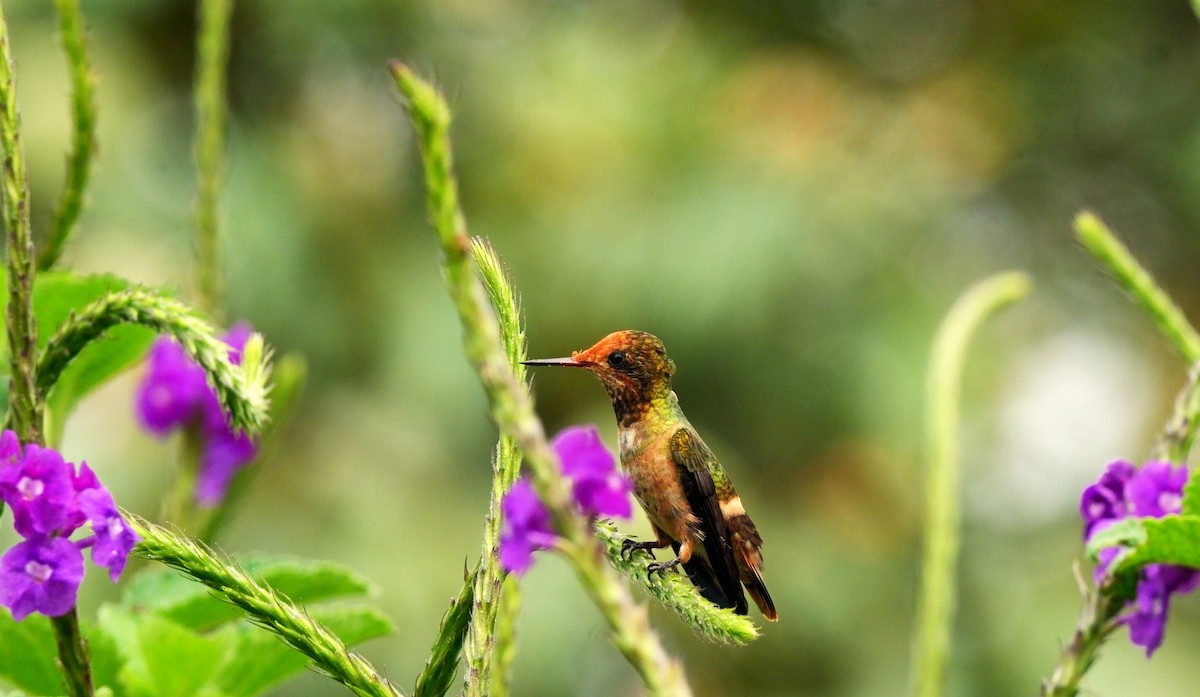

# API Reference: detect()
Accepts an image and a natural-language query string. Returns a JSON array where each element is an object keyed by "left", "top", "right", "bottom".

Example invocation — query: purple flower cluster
[
  {"left": 498, "top": 480, "right": 557, "bottom": 576},
  {"left": 1081, "top": 459, "right": 1200, "bottom": 656},
  {"left": 136, "top": 324, "right": 258, "bottom": 506},
  {"left": 499, "top": 425, "right": 633, "bottom": 575},
  {"left": 0, "top": 431, "right": 139, "bottom": 620}
]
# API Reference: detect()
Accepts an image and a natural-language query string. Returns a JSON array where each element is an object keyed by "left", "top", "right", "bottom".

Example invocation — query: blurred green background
[{"left": 3, "top": 0, "right": 1200, "bottom": 694}]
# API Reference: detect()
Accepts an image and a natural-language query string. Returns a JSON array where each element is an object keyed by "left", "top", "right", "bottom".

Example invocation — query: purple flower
[
  {"left": 135, "top": 324, "right": 260, "bottom": 506},
  {"left": 498, "top": 425, "right": 633, "bottom": 575},
  {"left": 1127, "top": 461, "right": 1187, "bottom": 518},
  {"left": 0, "top": 537, "right": 85, "bottom": 621},
  {"left": 195, "top": 427, "right": 258, "bottom": 507},
  {"left": 77, "top": 484, "right": 140, "bottom": 581},
  {"left": 136, "top": 337, "right": 210, "bottom": 436},
  {"left": 552, "top": 425, "right": 632, "bottom": 519},
  {"left": 499, "top": 479, "right": 557, "bottom": 576},
  {"left": 191, "top": 384, "right": 258, "bottom": 506},
  {"left": 0, "top": 429, "right": 21, "bottom": 468},
  {"left": 72, "top": 460, "right": 101, "bottom": 493},
  {"left": 1126, "top": 565, "right": 1200, "bottom": 654},
  {"left": 1080, "top": 459, "right": 1135, "bottom": 538},
  {"left": 0, "top": 444, "right": 77, "bottom": 538},
  {"left": 1082, "top": 459, "right": 1200, "bottom": 656},
  {"left": 221, "top": 322, "right": 253, "bottom": 366},
  {"left": 0, "top": 431, "right": 138, "bottom": 621}
]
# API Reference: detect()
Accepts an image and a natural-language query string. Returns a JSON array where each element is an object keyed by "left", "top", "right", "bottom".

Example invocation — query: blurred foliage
[{"left": 2, "top": 0, "right": 1199, "bottom": 694}]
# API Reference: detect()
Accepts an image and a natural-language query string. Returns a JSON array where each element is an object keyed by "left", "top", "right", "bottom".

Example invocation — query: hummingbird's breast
[{"left": 616, "top": 398, "right": 699, "bottom": 544}]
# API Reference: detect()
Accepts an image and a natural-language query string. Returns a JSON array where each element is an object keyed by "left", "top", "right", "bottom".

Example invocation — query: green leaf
[
  {"left": 44, "top": 322, "right": 155, "bottom": 445},
  {"left": 1083, "top": 516, "right": 1147, "bottom": 561},
  {"left": 215, "top": 605, "right": 393, "bottom": 697},
  {"left": 88, "top": 620, "right": 124, "bottom": 697},
  {"left": 1110, "top": 515, "right": 1200, "bottom": 574},
  {"left": 0, "top": 612, "right": 124, "bottom": 697},
  {"left": 122, "top": 555, "right": 374, "bottom": 632},
  {"left": 100, "top": 605, "right": 233, "bottom": 697},
  {"left": 1085, "top": 514, "right": 1200, "bottom": 582},
  {"left": 413, "top": 570, "right": 474, "bottom": 697},
  {"left": 0, "top": 611, "right": 62, "bottom": 695},
  {"left": 33, "top": 273, "right": 123, "bottom": 349},
  {"left": 1182, "top": 468, "right": 1200, "bottom": 517}
]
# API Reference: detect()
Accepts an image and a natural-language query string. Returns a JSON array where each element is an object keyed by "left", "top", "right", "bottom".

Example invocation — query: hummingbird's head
[{"left": 524, "top": 330, "right": 675, "bottom": 424}]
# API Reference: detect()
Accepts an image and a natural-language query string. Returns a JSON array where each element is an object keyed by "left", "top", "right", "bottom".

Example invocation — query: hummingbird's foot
[
  {"left": 646, "top": 557, "right": 682, "bottom": 578},
  {"left": 621, "top": 538, "right": 662, "bottom": 560}
]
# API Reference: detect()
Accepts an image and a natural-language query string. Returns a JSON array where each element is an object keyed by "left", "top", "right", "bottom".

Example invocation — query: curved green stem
[
  {"left": 36, "top": 288, "right": 271, "bottom": 435},
  {"left": 909, "top": 271, "right": 1031, "bottom": 697},
  {"left": 38, "top": 0, "right": 97, "bottom": 271},
  {"left": 595, "top": 522, "right": 759, "bottom": 645},
  {"left": 1074, "top": 211, "right": 1200, "bottom": 363},
  {"left": 129, "top": 516, "right": 403, "bottom": 697},
  {"left": 391, "top": 62, "right": 691, "bottom": 697},
  {"left": 1074, "top": 212, "right": 1200, "bottom": 463}
]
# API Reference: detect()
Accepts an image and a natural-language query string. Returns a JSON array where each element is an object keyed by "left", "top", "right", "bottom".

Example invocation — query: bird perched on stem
[{"left": 525, "top": 330, "right": 777, "bottom": 621}]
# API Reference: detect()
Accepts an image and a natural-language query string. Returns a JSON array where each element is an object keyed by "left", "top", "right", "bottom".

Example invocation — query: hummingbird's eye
[{"left": 607, "top": 351, "right": 627, "bottom": 368}]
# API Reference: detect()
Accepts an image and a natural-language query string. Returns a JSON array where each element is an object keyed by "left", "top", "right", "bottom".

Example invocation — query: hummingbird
[{"left": 524, "top": 330, "right": 777, "bottom": 621}]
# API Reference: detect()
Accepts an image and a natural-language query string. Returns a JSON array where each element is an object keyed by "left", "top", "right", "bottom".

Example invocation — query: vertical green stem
[
  {"left": 1039, "top": 585, "right": 1125, "bottom": 697},
  {"left": 463, "top": 239, "right": 527, "bottom": 697},
  {"left": 194, "top": 0, "right": 234, "bottom": 319},
  {"left": 0, "top": 6, "right": 92, "bottom": 696},
  {"left": 489, "top": 576, "right": 521, "bottom": 697},
  {"left": 0, "top": 2, "right": 40, "bottom": 445},
  {"left": 162, "top": 428, "right": 203, "bottom": 528},
  {"left": 1153, "top": 362, "right": 1200, "bottom": 463},
  {"left": 50, "top": 614, "right": 93, "bottom": 697},
  {"left": 38, "top": 0, "right": 97, "bottom": 271},
  {"left": 391, "top": 62, "right": 691, "bottom": 697},
  {"left": 463, "top": 439, "right": 519, "bottom": 695},
  {"left": 909, "top": 272, "right": 1031, "bottom": 697}
]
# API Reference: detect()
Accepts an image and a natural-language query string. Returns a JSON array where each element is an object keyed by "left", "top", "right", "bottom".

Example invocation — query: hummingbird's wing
[{"left": 669, "top": 427, "right": 748, "bottom": 615}]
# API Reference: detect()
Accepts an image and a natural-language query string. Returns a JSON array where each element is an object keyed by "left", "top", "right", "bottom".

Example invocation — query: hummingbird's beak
[{"left": 522, "top": 357, "right": 587, "bottom": 368}]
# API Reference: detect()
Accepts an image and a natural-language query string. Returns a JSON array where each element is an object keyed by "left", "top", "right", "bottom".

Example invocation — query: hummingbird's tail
[
  {"left": 728, "top": 513, "right": 779, "bottom": 622},
  {"left": 744, "top": 568, "right": 777, "bottom": 622}
]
